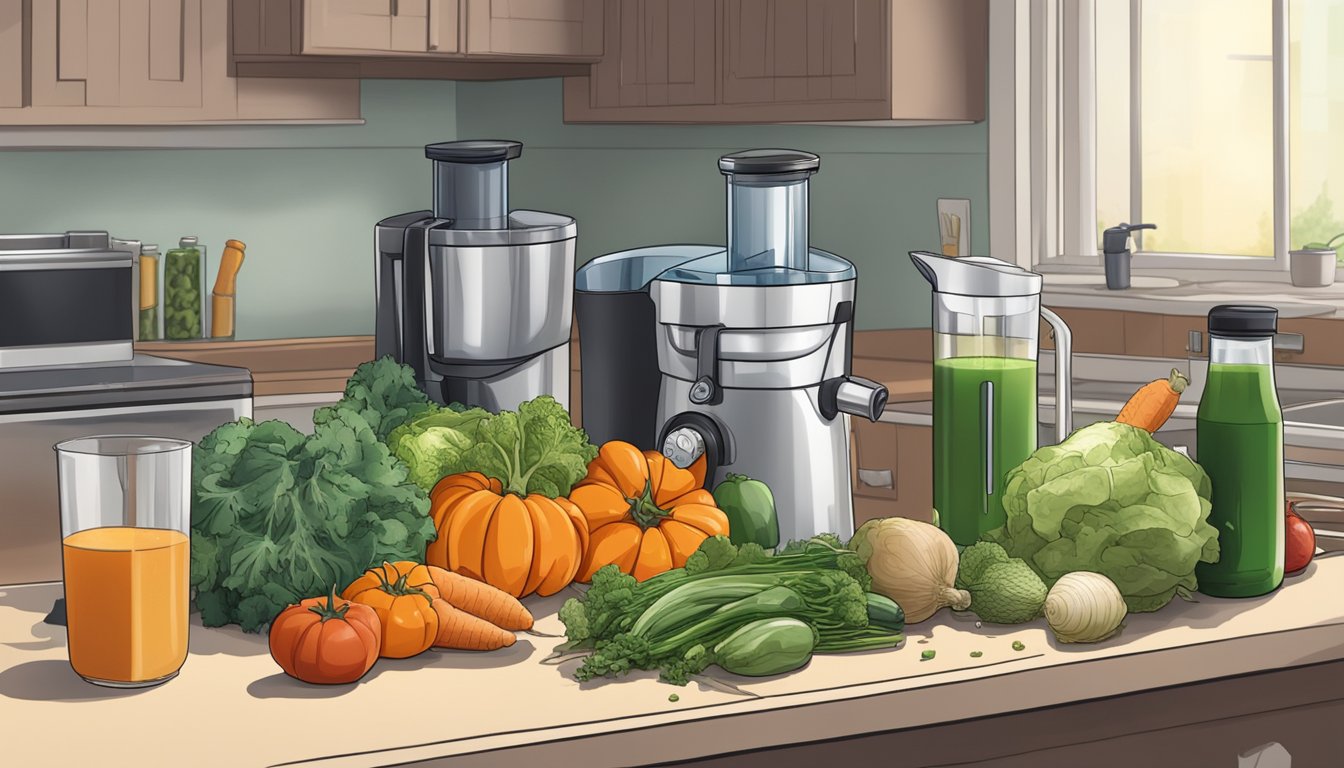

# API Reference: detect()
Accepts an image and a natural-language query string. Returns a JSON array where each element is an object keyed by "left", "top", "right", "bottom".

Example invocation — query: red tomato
[
  {"left": 1285, "top": 511, "right": 1317, "bottom": 575},
  {"left": 269, "top": 587, "right": 381, "bottom": 684}
]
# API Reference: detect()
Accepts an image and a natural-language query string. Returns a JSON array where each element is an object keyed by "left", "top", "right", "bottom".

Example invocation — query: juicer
[
  {"left": 576, "top": 149, "right": 887, "bottom": 543},
  {"left": 910, "top": 250, "right": 1073, "bottom": 546},
  {"left": 375, "top": 140, "right": 575, "bottom": 412}
]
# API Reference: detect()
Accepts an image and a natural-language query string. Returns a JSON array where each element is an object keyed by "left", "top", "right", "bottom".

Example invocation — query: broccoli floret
[
  {"left": 684, "top": 535, "right": 739, "bottom": 574},
  {"left": 574, "top": 633, "right": 651, "bottom": 681},
  {"left": 730, "top": 542, "right": 771, "bottom": 567}
]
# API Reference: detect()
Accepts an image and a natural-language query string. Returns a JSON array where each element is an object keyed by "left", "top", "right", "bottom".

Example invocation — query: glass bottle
[
  {"left": 138, "top": 244, "right": 161, "bottom": 341},
  {"left": 164, "top": 236, "right": 206, "bottom": 340},
  {"left": 1194, "top": 305, "right": 1284, "bottom": 598}
]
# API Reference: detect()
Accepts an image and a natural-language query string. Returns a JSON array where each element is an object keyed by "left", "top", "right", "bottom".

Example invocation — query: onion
[
  {"left": 851, "top": 517, "right": 971, "bottom": 624},
  {"left": 1044, "top": 572, "right": 1127, "bottom": 644}
]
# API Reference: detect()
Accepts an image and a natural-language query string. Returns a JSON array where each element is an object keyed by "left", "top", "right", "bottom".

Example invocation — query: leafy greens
[
  {"left": 190, "top": 408, "right": 436, "bottom": 633},
  {"left": 987, "top": 421, "right": 1220, "bottom": 613},
  {"left": 313, "top": 356, "right": 438, "bottom": 441}
]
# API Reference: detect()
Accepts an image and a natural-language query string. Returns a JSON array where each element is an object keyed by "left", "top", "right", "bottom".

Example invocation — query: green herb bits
[{"left": 164, "top": 236, "right": 206, "bottom": 340}]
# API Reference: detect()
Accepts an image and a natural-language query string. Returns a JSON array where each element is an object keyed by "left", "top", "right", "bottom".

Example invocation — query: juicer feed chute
[{"left": 376, "top": 140, "right": 576, "bottom": 413}]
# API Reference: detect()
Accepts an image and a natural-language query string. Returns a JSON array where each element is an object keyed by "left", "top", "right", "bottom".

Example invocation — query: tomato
[
  {"left": 269, "top": 587, "right": 381, "bottom": 684},
  {"left": 1285, "top": 510, "right": 1317, "bottom": 575}
]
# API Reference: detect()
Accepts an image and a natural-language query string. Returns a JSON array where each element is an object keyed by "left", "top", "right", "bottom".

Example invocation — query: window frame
[{"left": 1024, "top": 0, "right": 1295, "bottom": 274}]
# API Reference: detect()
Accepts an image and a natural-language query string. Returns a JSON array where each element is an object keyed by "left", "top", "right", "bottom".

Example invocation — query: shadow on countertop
[
  {"left": 246, "top": 639, "right": 539, "bottom": 700},
  {"left": 0, "top": 659, "right": 158, "bottom": 702}
]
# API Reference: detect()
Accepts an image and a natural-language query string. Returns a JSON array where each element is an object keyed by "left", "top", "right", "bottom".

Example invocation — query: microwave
[{"left": 0, "top": 231, "right": 137, "bottom": 369}]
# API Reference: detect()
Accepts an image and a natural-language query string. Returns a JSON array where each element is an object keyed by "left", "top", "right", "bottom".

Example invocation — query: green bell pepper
[{"left": 712, "top": 473, "right": 780, "bottom": 549}]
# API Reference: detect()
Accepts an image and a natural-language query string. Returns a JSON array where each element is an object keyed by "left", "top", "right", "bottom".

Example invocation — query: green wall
[
  {"left": 455, "top": 78, "right": 987, "bottom": 330},
  {"left": 0, "top": 76, "right": 985, "bottom": 337},
  {"left": 0, "top": 80, "right": 458, "bottom": 340}
]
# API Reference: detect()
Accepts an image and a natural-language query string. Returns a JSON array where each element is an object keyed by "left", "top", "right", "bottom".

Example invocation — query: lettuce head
[
  {"left": 387, "top": 406, "right": 491, "bottom": 492},
  {"left": 986, "top": 421, "right": 1220, "bottom": 613}
]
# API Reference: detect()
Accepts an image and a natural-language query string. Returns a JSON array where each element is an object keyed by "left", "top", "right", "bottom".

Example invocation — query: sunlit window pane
[
  {"left": 1095, "top": 0, "right": 1131, "bottom": 248},
  {"left": 1290, "top": 0, "right": 1344, "bottom": 263},
  {"left": 1140, "top": 0, "right": 1274, "bottom": 256}
]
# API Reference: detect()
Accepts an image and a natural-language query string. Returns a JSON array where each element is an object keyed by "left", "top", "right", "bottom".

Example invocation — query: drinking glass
[{"left": 55, "top": 436, "right": 192, "bottom": 688}]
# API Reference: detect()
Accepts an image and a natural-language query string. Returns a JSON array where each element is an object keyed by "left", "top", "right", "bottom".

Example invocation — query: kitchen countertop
[
  {"left": 137, "top": 336, "right": 374, "bottom": 396},
  {"left": 3, "top": 559, "right": 1344, "bottom": 767}
]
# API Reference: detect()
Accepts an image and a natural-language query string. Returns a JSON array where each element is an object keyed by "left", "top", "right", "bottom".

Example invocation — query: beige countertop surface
[{"left": 3, "top": 557, "right": 1344, "bottom": 768}]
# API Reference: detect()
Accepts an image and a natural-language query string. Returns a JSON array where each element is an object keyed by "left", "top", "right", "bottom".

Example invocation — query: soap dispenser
[{"left": 1101, "top": 222, "right": 1156, "bottom": 289}]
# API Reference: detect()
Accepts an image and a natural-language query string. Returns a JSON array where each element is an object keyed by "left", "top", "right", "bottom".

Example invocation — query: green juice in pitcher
[{"left": 933, "top": 356, "right": 1038, "bottom": 546}]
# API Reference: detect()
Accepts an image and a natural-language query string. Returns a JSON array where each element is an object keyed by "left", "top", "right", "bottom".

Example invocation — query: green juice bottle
[{"left": 1195, "top": 305, "right": 1284, "bottom": 598}]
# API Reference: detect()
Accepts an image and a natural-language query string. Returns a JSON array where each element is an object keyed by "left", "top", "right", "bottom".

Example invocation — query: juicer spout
[{"left": 909, "top": 250, "right": 1043, "bottom": 297}]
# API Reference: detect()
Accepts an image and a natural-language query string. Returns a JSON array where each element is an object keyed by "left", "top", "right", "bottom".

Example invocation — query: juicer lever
[
  {"left": 819, "top": 376, "right": 889, "bottom": 422},
  {"left": 689, "top": 324, "right": 725, "bottom": 405}
]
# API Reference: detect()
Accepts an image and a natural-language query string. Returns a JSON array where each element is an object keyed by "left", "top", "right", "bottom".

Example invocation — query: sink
[{"left": 1044, "top": 274, "right": 1181, "bottom": 289}]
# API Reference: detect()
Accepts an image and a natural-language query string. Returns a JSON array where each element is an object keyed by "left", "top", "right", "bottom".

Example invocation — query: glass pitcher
[{"left": 910, "top": 252, "right": 1073, "bottom": 546}]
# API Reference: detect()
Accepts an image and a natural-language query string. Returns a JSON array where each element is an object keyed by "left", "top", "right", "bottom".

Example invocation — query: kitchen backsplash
[{"left": 0, "top": 79, "right": 985, "bottom": 339}]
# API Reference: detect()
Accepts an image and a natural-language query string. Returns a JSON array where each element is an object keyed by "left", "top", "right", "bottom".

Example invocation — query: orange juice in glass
[{"left": 55, "top": 436, "right": 192, "bottom": 688}]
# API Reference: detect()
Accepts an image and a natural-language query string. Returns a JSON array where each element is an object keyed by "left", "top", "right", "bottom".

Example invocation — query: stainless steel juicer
[
  {"left": 375, "top": 140, "right": 576, "bottom": 412},
  {"left": 576, "top": 149, "right": 886, "bottom": 542}
]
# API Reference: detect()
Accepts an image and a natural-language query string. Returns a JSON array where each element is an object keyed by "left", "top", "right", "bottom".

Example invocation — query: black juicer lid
[
  {"left": 1208, "top": 304, "right": 1278, "bottom": 338},
  {"left": 718, "top": 149, "right": 820, "bottom": 177},
  {"left": 425, "top": 140, "right": 522, "bottom": 164}
]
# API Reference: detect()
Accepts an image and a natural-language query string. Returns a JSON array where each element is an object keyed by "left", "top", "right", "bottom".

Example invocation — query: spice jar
[
  {"left": 138, "top": 244, "right": 161, "bottom": 341},
  {"left": 164, "top": 236, "right": 206, "bottom": 340}
]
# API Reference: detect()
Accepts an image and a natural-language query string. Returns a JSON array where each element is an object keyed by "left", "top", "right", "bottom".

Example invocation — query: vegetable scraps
[
  {"left": 558, "top": 535, "right": 905, "bottom": 686},
  {"left": 1115, "top": 368, "right": 1189, "bottom": 433},
  {"left": 988, "top": 421, "right": 1220, "bottom": 613},
  {"left": 850, "top": 517, "right": 970, "bottom": 624},
  {"left": 191, "top": 410, "right": 437, "bottom": 633}
]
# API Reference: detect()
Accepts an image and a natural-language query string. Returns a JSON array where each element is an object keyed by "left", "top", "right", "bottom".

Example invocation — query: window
[{"left": 1039, "top": 0, "right": 1344, "bottom": 272}]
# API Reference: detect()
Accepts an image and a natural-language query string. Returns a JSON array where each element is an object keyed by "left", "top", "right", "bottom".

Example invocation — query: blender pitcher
[{"left": 910, "top": 252, "right": 1073, "bottom": 546}]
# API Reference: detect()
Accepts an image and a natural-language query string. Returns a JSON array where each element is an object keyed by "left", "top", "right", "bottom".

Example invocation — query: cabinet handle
[
  {"left": 858, "top": 468, "right": 894, "bottom": 490},
  {"left": 428, "top": 0, "right": 440, "bottom": 50}
]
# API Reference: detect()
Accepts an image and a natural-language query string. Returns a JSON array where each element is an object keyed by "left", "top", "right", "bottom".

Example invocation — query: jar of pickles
[{"left": 164, "top": 236, "right": 206, "bottom": 340}]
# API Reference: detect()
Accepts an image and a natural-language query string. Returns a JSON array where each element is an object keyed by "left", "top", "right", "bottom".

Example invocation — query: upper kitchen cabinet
[
  {"left": 3, "top": 0, "right": 359, "bottom": 124},
  {"left": 303, "top": 0, "right": 460, "bottom": 55},
  {"left": 233, "top": 0, "right": 603, "bottom": 79},
  {"left": 563, "top": 0, "right": 988, "bottom": 124}
]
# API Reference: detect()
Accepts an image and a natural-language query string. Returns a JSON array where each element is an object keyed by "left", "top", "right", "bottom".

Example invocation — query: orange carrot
[
  {"left": 1116, "top": 368, "right": 1189, "bottom": 433},
  {"left": 426, "top": 565, "right": 534, "bottom": 631},
  {"left": 431, "top": 598, "right": 517, "bottom": 651}
]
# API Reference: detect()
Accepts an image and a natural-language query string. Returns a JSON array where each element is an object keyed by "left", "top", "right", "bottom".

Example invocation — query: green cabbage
[
  {"left": 986, "top": 421, "right": 1220, "bottom": 613},
  {"left": 387, "top": 407, "right": 491, "bottom": 492}
]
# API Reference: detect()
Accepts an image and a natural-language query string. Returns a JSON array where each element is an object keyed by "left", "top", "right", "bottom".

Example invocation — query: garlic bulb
[
  {"left": 851, "top": 517, "right": 971, "bottom": 624},
  {"left": 1044, "top": 572, "right": 1127, "bottom": 644}
]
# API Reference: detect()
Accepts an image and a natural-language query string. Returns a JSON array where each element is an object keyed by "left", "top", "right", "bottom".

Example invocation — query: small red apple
[{"left": 1285, "top": 509, "right": 1316, "bottom": 575}]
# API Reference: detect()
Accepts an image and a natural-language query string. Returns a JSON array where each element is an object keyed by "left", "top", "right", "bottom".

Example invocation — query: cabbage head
[
  {"left": 387, "top": 406, "right": 490, "bottom": 491},
  {"left": 986, "top": 421, "right": 1219, "bottom": 613}
]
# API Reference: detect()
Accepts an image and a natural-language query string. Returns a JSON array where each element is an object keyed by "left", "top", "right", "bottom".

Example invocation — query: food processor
[
  {"left": 910, "top": 251, "right": 1073, "bottom": 546},
  {"left": 375, "top": 140, "right": 576, "bottom": 412},
  {"left": 576, "top": 149, "right": 887, "bottom": 543}
]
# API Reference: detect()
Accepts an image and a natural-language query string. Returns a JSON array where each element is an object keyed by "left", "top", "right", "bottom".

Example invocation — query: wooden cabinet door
[
  {"left": 304, "top": 0, "right": 458, "bottom": 54},
  {"left": 0, "top": 2, "right": 25, "bottom": 108},
  {"left": 722, "top": 0, "right": 886, "bottom": 106},
  {"left": 30, "top": 0, "right": 120, "bottom": 107},
  {"left": 464, "top": 0, "right": 602, "bottom": 58},
  {"left": 583, "top": 0, "right": 717, "bottom": 109},
  {"left": 116, "top": 0, "right": 204, "bottom": 108}
]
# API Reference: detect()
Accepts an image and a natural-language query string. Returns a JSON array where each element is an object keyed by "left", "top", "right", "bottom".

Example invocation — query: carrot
[
  {"left": 431, "top": 598, "right": 517, "bottom": 651},
  {"left": 426, "top": 564, "right": 534, "bottom": 631},
  {"left": 1116, "top": 368, "right": 1189, "bottom": 433}
]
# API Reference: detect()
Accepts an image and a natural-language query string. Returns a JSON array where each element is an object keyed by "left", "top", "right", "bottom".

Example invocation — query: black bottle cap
[
  {"left": 718, "top": 149, "right": 820, "bottom": 176},
  {"left": 1208, "top": 304, "right": 1278, "bottom": 338}
]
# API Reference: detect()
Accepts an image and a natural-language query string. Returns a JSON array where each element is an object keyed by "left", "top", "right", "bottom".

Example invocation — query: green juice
[
  {"left": 933, "top": 356, "right": 1038, "bottom": 546},
  {"left": 1195, "top": 363, "right": 1285, "bottom": 597}
]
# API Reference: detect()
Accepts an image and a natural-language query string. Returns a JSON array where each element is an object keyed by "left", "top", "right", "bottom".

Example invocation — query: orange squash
[
  {"left": 570, "top": 441, "right": 729, "bottom": 582},
  {"left": 426, "top": 472, "right": 589, "bottom": 598},
  {"left": 341, "top": 561, "right": 439, "bottom": 659}
]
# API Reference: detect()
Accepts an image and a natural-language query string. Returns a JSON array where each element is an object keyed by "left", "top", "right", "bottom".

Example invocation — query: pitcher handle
[{"left": 1041, "top": 307, "right": 1073, "bottom": 443}]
